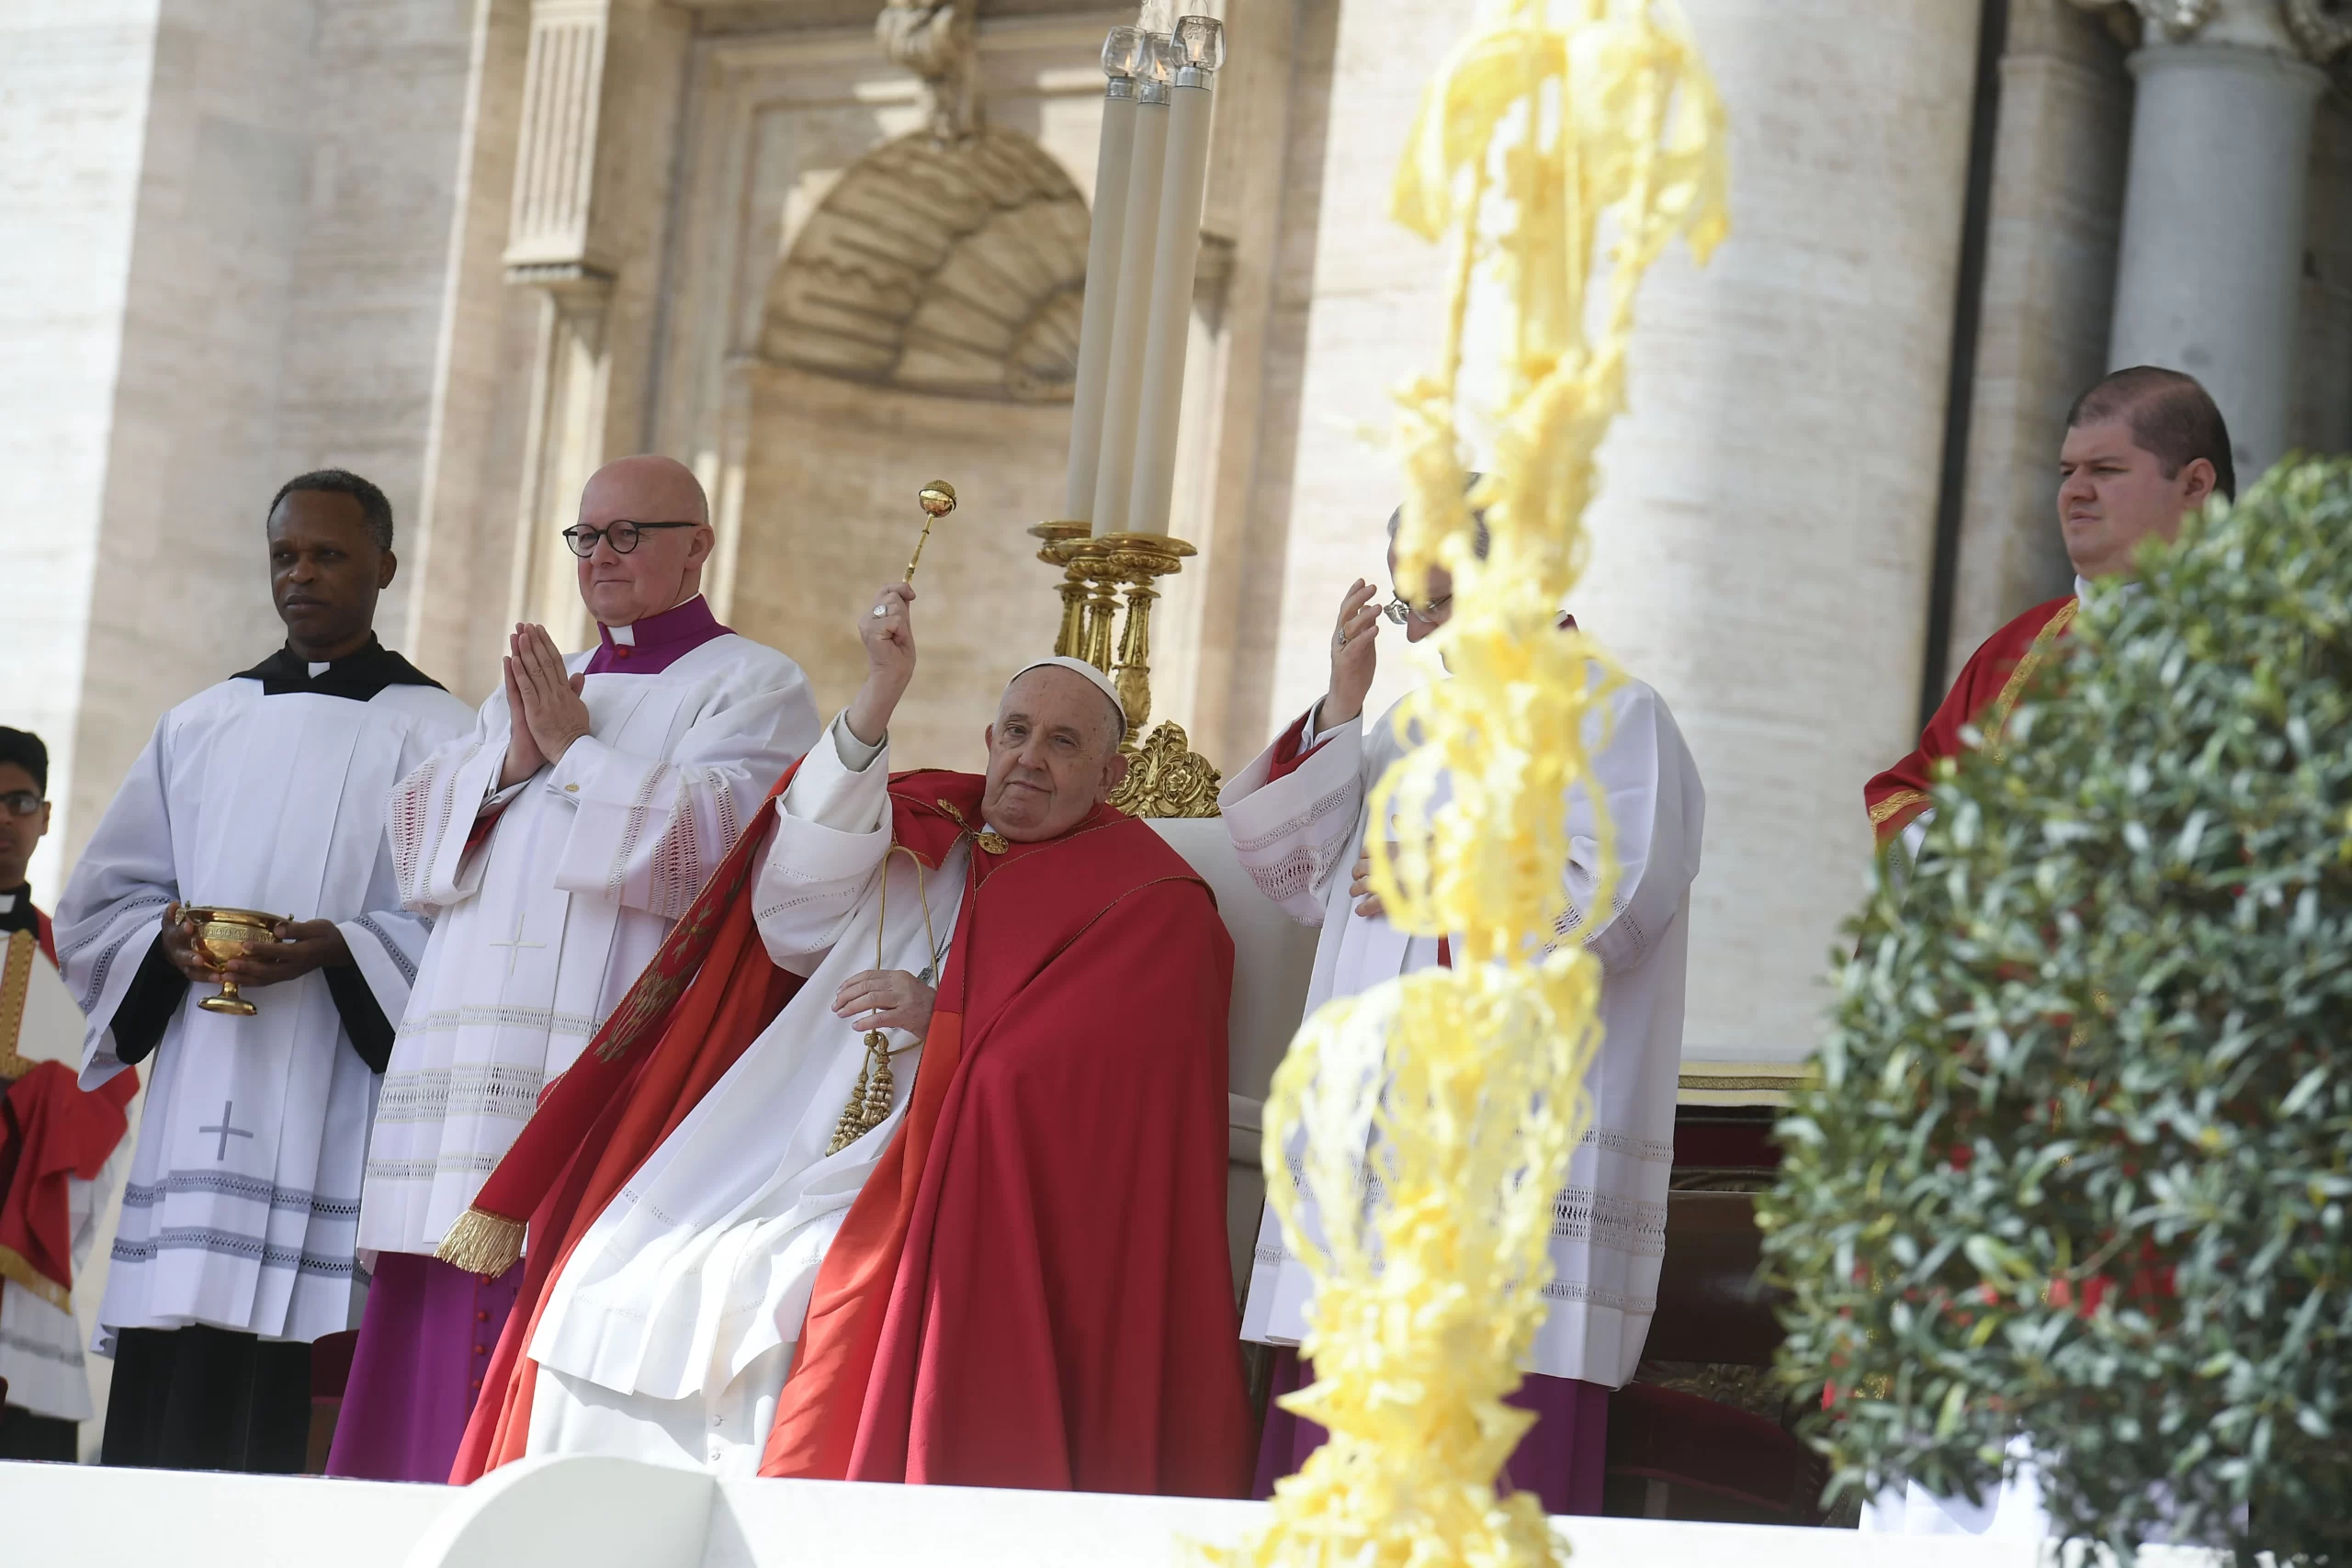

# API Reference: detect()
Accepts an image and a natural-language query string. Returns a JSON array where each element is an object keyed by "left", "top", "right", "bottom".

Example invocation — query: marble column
[{"left": 2105, "top": 0, "right": 2326, "bottom": 483}]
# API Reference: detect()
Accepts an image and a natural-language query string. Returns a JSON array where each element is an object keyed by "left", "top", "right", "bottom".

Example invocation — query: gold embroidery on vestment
[
  {"left": 1983, "top": 599, "right": 2076, "bottom": 762},
  {"left": 0, "top": 930, "right": 34, "bottom": 1079},
  {"left": 1867, "top": 789, "right": 1930, "bottom": 827}
]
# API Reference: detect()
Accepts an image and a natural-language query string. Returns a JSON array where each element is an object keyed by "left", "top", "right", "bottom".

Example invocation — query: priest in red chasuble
[
  {"left": 444, "top": 583, "right": 1251, "bottom": 1495},
  {"left": 0, "top": 726, "right": 136, "bottom": 1461},
  {"left": 1857, "top": 366, "right": 2233, "bottom": 1537},
  {"left": 1866, "top": 367, "right": 2235, "bottom": 866}
]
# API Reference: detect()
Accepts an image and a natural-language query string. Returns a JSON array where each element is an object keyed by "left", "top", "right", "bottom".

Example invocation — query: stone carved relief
[
  {"left": 761, "top": 128, "right": 1088, "bottom": 404},
  {"left": 877, "top": 0, "right": 981, "bottom": 145},
  {"left": 2282, "top": 0, "right": 2352, "bottom": 64},
  {"left": 2072, "top": 0, "right": 2351, "bottom": 62}
]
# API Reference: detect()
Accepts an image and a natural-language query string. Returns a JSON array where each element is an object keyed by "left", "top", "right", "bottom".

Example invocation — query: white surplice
[
  {"left": 1222, "top": 669, "right": 1704, "bottom": 1387},
  {"left": 359, "top": 636, "right": 820, "bottom": 1258},
  {"left": 0, "top": 920, "right": 130, "bottom": 1421},
  {"left": 56, "top": 678, "right": 472, "bottom": 1344},
  {"left": 524, "top": 716, "right": 963, "bottom": 1475}
]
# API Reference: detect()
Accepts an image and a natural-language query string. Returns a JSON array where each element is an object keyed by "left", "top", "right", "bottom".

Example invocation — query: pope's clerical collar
[{"left": 586, "top": 593, "right": 732, "bottom": 677}]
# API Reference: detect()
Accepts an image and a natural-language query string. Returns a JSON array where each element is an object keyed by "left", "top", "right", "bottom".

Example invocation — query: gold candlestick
[{"left": 903, "top": 480, "right": 958, "bottom": 584}]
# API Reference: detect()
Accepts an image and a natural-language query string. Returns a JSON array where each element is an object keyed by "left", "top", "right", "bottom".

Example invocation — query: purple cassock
[
  {"left": 326, "top": 593, "right": 733, "bottom": 1484},
  {"left": 1254, "top": 1348, "right": 1610, "bottom": 1516}
]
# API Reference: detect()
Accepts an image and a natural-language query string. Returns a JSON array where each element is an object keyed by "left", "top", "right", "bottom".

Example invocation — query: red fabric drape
[
  {"left": 0, "top": 1063, "right": 136, "bottom": 1305},
  {"left": 448, "top": 762, "right": 807, "bottom": 1482},
  {"left": 1865, "top": 594, "right": 2077, "bottom": 845}
]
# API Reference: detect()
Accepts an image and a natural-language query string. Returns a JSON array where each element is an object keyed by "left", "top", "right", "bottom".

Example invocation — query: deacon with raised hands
[
  {"left": 333, "top": 455, "right": 820, "bottom": 1483},
  {"left": 1222, "top": 498, "right": 1705, "bottom": 1516},
  {"left": 443, "top": 582, "right": 1251, "bottom": 1495},
  {"left": 55, "top": 470, "right": 472, "bottom": 1472}
]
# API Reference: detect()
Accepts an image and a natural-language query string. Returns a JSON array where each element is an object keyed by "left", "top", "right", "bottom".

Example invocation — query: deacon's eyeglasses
[
  {"left": 560, "top": 520, "right": 698, "bottom": 558},
  {"left": 0, "top": 791, "right": 43, "bottom": 818},
  {"left": 1382, "top": 594, "right": 1453, "bottom": 626}
]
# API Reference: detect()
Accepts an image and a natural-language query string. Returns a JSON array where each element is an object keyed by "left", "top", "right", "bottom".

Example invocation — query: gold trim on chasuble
[
  {"left": 0, "top": 929, "right": 34, "bottom": 1078},
  {"left": 1868, "top": 789, "right": 1930, "bottom": 828},
  {"left": 1981, "top": 598, "right": 2076, "bottom": 763}
]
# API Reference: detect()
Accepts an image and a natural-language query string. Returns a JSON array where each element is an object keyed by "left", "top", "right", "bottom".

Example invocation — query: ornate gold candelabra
[{"left": 1024, "top": 521, "right": 1220, "bottom": 818}]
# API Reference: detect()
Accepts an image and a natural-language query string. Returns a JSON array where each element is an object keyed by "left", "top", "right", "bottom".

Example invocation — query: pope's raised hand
[
  {"left": 833, "top": 967, "right": 935, "bottom": 1038},
  {"left": 1320, "top": 579, "right": 1382, "bottom": 728},
  {"left": 845, "top": 584, "right": 917, "bottom": 749}
]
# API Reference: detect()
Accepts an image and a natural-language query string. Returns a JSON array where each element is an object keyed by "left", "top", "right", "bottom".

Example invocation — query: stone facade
[{"left": 3, "top": 0, "right": 2343, "bottom": 1055}]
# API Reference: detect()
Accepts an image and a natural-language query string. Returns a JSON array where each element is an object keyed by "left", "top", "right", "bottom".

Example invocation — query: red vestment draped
[
  {"left": 454, "top": 769, "right": 1252, "bottom": 1498},
  {"left": 0, "top": 918, "right": 137, "bottom": 1311},
  {"left": 1865, "top": 594, "right": 2077, "bottom": 845}
]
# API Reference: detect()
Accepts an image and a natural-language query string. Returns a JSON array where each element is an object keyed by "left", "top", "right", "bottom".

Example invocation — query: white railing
[{"left": 3, "top": 1454, "right": 2231, "bottom": 1568}]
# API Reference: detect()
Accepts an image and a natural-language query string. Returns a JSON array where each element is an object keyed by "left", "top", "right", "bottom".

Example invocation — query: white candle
[
  {"left": 1088, "top": 32, "right": 1174, "bottom": 536},
  {"left": 1062, "top": 28, "right": 1146, "bottom": 526},
  {"left": 1125, "top": 17, "right": 1223, "bottom": 536}
]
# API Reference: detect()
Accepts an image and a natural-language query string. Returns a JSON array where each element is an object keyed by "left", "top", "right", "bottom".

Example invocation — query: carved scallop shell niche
[{"left": 762, "top": 127, "right": 1088, "bottom": 404}]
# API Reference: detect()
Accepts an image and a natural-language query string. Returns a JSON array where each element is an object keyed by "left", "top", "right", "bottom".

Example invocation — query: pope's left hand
[
  {"left": 508, "top": 623, "right": 592, "bottom": 771},
  {"left": 226, "top": 919, "right": 353, "bottom": 987},
  {"left": 833, "top": 968, "right": 935, "bottom": 1037}
]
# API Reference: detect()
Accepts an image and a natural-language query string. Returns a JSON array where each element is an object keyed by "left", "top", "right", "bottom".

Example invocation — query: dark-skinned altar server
[
  {"left": 0, "top": 726, "right": 135, "bottom": 1461},
  {"left": 1864, "top": 367, "right": 2233, "bottom": 884},
  {"left": 1860, "top": 368, "right": 2232, "bottom": 1540},
  {"left": 440, "top": 581, "right": 1250, "bottom": 1495},
  {"left": 1225, "top": 502, "right": 1704, "bottom": 1517},
  {"left": 332, "top": 456, "right": 819, "bottom": 1483},
  {"left": 54, "top": 471, "right": 470, "bottom": 1472}
]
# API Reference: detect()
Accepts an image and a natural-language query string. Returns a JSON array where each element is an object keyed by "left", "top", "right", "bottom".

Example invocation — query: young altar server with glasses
[
  {"left": 55, "top": 471, "right": 472, "bottom": 1472},
  {"left": 0, "top": 726, "right": 136, "bottom": 1461},
  {"left": 1223, "top": 490, "right": 1706, "bottom": 1516},
  {"left": 332, "top": 455, "right": 819, "bottom": 1483}
]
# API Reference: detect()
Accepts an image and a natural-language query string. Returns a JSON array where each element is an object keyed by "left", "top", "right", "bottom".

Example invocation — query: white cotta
[
  {"left": 0, "top": 940, "right": 130, "bottom": 1420},
  {"left": 55, "top": 680, "right": 473, "bottom": 1344},
  {"left": 524, "top": 717, "right": 963, "bottom": 1475},
  {"left": 358, "top": 635, "right": 820, "bottom": 1258},
  {"left": 1220, "top": 668, "right": 1704, "bottom": 1387}
]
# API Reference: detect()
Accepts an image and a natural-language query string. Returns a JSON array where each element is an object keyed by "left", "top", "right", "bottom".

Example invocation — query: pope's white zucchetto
[{"left": 1006, "top": 656, "right": 1126, "bottom": 742}]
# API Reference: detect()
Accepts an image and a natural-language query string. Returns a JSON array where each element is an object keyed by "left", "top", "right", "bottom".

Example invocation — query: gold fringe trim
[
  {"left": 0, "top": 1241, "right": 72, "bottom": 1314},
  {"left": 435, "top": 1208, "right": 526, "bottom": 1278}
]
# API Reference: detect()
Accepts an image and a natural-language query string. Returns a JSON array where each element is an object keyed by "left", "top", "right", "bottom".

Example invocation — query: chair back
[{"left": 1146, "top": 818, "right": 1320, "bottom": 1292}]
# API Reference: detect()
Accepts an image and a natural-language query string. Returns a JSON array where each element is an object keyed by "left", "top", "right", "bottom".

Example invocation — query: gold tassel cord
[
  {"left": 1218, "top": 4, "right": 1726, "bottom": 1566},
  {"left": 826, "top": 845, "right": 941, "bottom": 1156},
  {"left": 435, "top": 1207, "right": 527, "bottom": 1280}
]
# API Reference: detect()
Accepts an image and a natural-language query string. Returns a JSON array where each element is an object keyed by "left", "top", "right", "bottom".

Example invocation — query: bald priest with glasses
[{"left": 330, "top": 457, "right": 820, "bottom": 1483}]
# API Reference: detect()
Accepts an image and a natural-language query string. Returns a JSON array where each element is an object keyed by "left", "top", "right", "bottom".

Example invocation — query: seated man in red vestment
[
  {"left": 1866, "top": 367, "right": 2234, "bottom": 866},
  {"left": 441, "top": 583, "right": 1253, "bottom": 1495}
]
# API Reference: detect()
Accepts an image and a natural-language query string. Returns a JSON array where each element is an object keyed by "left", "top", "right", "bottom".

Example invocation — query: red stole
[
  {"left": 449, "top": 762, "right": 808, "bottom": 1481},
  {"left": 0, "top": 917, "right": 137, "bottom": 1312},
  {"left": 1865, "top": 594, "right": 2077, "bottom": 845}
]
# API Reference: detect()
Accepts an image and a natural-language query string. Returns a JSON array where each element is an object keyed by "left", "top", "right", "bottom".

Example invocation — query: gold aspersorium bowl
[{"left": 177, "top": 905, "right": 285, "bottom": 1017}]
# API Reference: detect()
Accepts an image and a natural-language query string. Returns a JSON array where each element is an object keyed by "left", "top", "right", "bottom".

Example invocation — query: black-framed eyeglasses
[
  {"left": 0, "top": 791, "right": 43, "bottom": 818},
  {"left": 1383, "top": 594, "right": 1453, "bottom": 626},
  {"left": 561, "top": 520, "right": 699, "bottom": 558}
]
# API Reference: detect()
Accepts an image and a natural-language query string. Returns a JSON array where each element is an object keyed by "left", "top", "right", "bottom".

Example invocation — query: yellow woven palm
[{"left": 1221, "top": 5, "right": 1725, "bottom": 1564}]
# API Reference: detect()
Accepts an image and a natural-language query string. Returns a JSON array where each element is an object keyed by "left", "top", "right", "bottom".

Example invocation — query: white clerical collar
[
  {"left": 607, "top": 622, "right": 635, "bottom": 647},
  {"left": 0, "top": 892, "right": 15, "bottom": 914},
  {"left": 308, "top": 660, "right": 331, "bottom": 677}
]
